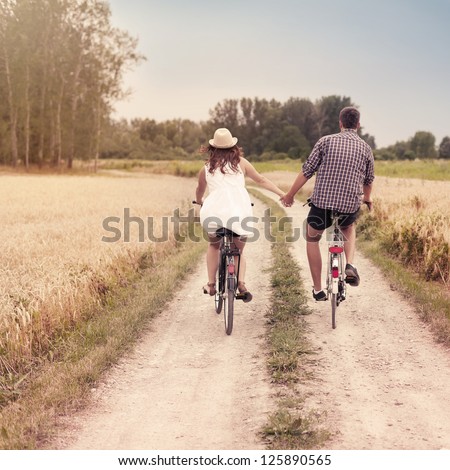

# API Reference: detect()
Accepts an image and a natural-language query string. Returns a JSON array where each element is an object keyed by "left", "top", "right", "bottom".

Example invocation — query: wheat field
[
  {"left": 369, "top": 176, "right": 450, "bottom": 283},
  {"left": 373, "top": 176, "right": 450, "bottom": 230},
  {"left": 0, "top": 173, "right": 196, "bottom": 371}
]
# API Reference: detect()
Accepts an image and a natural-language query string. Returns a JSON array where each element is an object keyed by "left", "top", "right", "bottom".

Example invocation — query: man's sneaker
[
  {"left": 345, "top": 264, "right": 360, "bottom": 286},
  {"left": 312, "top": 289, "right": 327, "bottom": 301}
]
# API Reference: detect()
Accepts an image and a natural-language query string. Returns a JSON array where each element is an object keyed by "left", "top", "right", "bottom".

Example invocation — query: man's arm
[
  {"left": 281, "top": 172, "right": 309, "bottom": 207},
  {"left": 363, "top": 147, "right": 375, "bottom": 210},
  {"left": 281, "top": 138, "right": 323, "bottom": 207},
  {"left": 363, "top": 183, "right": 373, "bottom": 210}
]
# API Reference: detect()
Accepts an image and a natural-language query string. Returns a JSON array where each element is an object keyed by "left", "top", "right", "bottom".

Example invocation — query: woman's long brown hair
[{"left": 200, "top": 144, "right": 243, "bottom": 174}]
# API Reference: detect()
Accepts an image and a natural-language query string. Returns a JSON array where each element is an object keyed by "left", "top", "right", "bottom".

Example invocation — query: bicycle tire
[
  {"left": 224, "top": 276, "right": 235, "bottom": 335},
  {"left": 331, "top": 293, "right": 337, "bottom": 329},
  {"left": 215, "top": 291, "right": 223, "bottom": 314},
  {"left": 215, "top": 254, "right": 225, "bottom": 314}
]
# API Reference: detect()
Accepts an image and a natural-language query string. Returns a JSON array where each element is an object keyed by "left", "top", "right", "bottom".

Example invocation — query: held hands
[{"left": 280, "top": 193, "right": 294, "bottom": 207}]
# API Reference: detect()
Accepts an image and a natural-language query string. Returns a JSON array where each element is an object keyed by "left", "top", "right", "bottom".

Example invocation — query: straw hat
[{"left": 209, "top": 128, "right": 238, "bottom": 148}]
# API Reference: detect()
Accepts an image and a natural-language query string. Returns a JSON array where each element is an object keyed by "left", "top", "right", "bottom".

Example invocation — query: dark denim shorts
[{"left": 307, "top": 204, "right": 359, "bottom": 231}]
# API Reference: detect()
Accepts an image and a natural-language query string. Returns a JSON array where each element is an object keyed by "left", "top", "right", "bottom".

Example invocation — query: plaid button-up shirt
[{"left": 302, "top": 129, "right": 375, "bottom": 213}]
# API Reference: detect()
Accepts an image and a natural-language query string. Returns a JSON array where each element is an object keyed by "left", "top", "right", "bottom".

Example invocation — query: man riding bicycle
[{"left": 281, "top": 107, "right": 374, "bottom": 301}]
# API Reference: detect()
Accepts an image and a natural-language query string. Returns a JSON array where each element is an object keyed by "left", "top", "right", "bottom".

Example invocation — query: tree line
[
  {"left": 0, "top": 0, "right": 143, "bottom": 169},
  {"left": 102, "top": 95, "right": 377, "bottom": 162},
  {"left": 102, "top": 95, "right": 450, "bottom": 162},
  {"left": 376, "top": 132, "right": 450, "bottom": 160}
]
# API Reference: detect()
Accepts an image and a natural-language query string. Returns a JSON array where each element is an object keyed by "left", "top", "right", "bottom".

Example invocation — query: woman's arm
[
  {"left": 195, "top": 167, "right": 207, "bottom": 204},
  {"left": 240, "top": 158, "right": 284, "bottom": 197}
]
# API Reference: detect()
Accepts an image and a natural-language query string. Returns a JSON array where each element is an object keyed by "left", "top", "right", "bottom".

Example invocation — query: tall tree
[
  {"left": 410, "top": 131, "right": 436, "bottom": 158},
  {"left": 0, "top": 1, "right": 19, "bottom": 166},
  {"left": 315, "top": 95, "right": 353, "bottom": 137},
  {"left": 282, "top": 97, "right": 319, "bottom": 146},
  {"left": 208, "top": 99, "right": 240, "bottom": 131},
  {"left": 438, "top": 136, "right": 450, "bottom": 159}
]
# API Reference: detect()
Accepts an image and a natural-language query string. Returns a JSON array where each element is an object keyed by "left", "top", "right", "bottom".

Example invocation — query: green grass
[
  {"left": 97, "top": 159, "right": 204, "bottom": 177},
  {"left": 249, "top": 188, "right": 330, "bottom": 449},
  {"left": 5, "top": 158, "right": 450, "bottom": 181},
  {"left": 374, "top": 159, "right": 450, "bottom": 181},
  {"left": 13, "top": 157, "right": 450, "bottom": 182},
  {"left": 0, "top": 227, "right": 206, "bottom": 449},
  {"left": 95, "top": 158, "right": 301, "bottom": 177}
]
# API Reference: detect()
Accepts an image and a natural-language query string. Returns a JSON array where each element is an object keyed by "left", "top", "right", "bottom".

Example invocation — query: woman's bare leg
[{"left": 206, "top": 235, "right": 221, "bottom": 284}]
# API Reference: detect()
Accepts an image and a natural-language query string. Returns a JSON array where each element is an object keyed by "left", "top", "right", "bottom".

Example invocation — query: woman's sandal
[
  {"left": 203, "top": 282, "right": 216, "bottom": 296},
  {"left": 238, "top": 282, "right": 253, "bottom": 303}
]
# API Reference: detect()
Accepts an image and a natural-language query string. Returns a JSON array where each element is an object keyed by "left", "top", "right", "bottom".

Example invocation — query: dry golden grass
[
  {"left": 370, "top": 177, "right": 450, "bottom": 283},
  {"left": 0, "top": 173, "right": 196, "bottom": 373},
  {"left": 373, "top": 176, "right": 450, "bottom": 237}
]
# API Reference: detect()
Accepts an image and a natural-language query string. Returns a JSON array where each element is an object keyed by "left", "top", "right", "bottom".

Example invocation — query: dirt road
[
  {"left": 57, "top": 193, "right": 450, "bottom": 450},
  {"left": 57, "top": 199, "right": 274, "bottom": 450}
]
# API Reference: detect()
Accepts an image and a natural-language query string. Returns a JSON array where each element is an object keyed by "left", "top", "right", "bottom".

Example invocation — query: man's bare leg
[{"left": 341, "top": 223, "right": 356, "bottom": 265}]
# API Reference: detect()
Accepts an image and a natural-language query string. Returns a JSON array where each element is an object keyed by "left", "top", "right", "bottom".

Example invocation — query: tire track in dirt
[{"left": 56, "top": 199, "right": 274, "bottom": 450}]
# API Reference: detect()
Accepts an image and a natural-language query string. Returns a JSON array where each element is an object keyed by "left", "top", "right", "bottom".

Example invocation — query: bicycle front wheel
[
  {"left": 224, "top": 277, "right": 235, "bottom": 335},
  {"left": 331, "top": 293, "right": 337, "bottom": 329}
]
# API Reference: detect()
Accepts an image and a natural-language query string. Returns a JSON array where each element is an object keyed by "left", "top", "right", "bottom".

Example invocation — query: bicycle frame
[{"left": 220, "top": 233, "right": 241, "bottom": 295}]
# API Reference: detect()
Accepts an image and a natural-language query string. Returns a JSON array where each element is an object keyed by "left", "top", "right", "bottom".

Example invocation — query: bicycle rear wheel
[
  {"left": 331, "top": 293, "right": 337, "bottom": 329},
  {"left": 215, "top": 291, "right": 223, "bottom": 314},
  {"left": 224, "top": 276, "right": 235, "bottom": 335},
  {"left": 215, "top": 254, "right": 225, "bottom": 314}
]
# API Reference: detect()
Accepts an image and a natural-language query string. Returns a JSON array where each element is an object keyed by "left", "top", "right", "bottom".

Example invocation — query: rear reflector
[
  {"left": 329, "top": 246, "right": 344, "bottom": 254},
  {"left": 332, "top": 267, "right": 339, "bottom": 278},
  {"left": 228, "top": 264, "right": 235, "bottom": 274}
]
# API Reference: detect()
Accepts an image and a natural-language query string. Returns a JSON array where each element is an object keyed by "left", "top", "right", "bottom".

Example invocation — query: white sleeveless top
[{"left": 200, "top": 162, "right": 254, "bottom": 236}]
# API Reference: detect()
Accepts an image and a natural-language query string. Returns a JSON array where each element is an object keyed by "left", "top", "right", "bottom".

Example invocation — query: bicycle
[
  {"left": 215, "top": 227, "right": 246, "bottom": 335},
  {"left": 305, "top": 199, "right": 371, "bottom": 329},
  {"left": 326, "top": 210, "right": 347, "bottom": 329},
  {"left": 193, "top": 201, "right": 249, "bottom": 335}
]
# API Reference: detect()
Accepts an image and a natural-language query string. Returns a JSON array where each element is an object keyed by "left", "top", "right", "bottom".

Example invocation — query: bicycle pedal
[{"left": 236, "top": 292, "right": 253, "bottom": 302}]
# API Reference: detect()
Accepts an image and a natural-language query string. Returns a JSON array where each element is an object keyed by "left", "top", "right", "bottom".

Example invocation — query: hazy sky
[{"left": 108, "top": 0, "right": 450, "bottom": 148}]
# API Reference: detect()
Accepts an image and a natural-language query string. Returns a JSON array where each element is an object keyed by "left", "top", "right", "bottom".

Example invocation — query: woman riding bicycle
[{"left": 195, "top": 128, "right": 285, "bottom": 301}]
